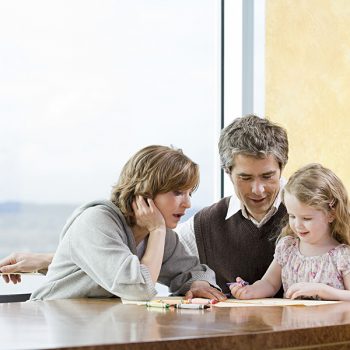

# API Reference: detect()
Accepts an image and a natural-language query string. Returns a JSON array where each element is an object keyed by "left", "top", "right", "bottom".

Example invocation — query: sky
[{"left": 0, "top": 1, "right": 221, "bottom": 209}]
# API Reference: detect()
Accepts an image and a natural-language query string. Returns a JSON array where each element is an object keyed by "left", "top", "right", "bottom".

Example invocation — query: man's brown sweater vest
[{"left": 194, "top": 197, "right": 287, "bottom": 294}]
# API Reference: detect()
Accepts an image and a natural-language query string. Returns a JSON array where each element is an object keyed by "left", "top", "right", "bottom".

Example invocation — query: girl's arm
[
  {"left": 286, "top": 274, "right": 350, "bottom": 301},
  {"left": 230, "top": 260, "right": 282, "bottom": 299}
]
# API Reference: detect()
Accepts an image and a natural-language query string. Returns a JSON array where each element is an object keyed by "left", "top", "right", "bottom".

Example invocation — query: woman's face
[{"left": 153, "top": 190, "right": 192, "bottom": 229}]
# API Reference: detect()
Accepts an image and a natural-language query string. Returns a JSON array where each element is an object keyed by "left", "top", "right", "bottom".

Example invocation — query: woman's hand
[
  {"left": 185, "top": 281, "right": 227, "bottom": 301},
  {"left": 132, "top": 196, "right": 165, "bottom": 232}
]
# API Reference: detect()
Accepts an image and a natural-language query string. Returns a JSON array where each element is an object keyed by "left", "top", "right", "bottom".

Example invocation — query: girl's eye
[
  {"left": 303, "top": 218, "right": 312, "bottom": 221},
  {"left": 288, "top": 215, "right": 295, "bottom": 219}
]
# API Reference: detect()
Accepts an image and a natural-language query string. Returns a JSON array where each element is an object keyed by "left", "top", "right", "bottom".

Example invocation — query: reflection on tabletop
[{"left": 1, "top": 298, "right": 350, "bottom": 349}]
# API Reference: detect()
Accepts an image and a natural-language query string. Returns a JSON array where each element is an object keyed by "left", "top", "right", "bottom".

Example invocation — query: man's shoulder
[{"left": 194, "top": 197, "right": 230, "bottom": 221}]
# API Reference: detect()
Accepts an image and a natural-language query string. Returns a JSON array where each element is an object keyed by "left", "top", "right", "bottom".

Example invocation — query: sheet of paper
[
  {"left": 214, "top": 298, "right": 340, "bottom": 307},
  {"left": 122, "top": 297, "right": 340, "bottom": 307}
]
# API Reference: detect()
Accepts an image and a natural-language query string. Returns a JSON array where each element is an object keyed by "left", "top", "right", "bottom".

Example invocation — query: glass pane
[{"left": 0, "top": 1, "right": 220, "bottom": 293}]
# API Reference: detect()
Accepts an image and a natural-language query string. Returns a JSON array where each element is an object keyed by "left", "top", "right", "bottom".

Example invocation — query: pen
[
  {"left": 146, "top": 301, "right": 170, "bottom": 309},
  {"left": 174, "top": 303, "right": 210, "bottom": 310}
]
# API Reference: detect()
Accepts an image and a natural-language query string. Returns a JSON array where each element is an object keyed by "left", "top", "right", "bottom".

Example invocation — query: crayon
[
  {"left": 186, "top": 298, "right": 218, "bottom": 305},
  {"left": 146, "top": 301, "right": 170, "bottom": 309},
  {"left": 226, "top": 280, "right": 249, "bottom": 288},
  {"left": 174, "top": 303, "right": 209, "bottom": 310}
]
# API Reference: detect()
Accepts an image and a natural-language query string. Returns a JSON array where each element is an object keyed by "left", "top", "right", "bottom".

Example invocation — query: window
[{"left": 0, "top": 1, "right": 222, "bottom": 293}]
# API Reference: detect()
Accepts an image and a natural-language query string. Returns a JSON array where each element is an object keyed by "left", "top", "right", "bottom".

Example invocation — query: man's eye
[
  {"left": 262, "top": 175, "right": 273, "bottom": 179},
  {"left": 240, "top": 176, "right": 251, "bottom": 181}
]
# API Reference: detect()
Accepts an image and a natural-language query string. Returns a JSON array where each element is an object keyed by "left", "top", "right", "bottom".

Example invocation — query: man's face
[{"left": 230, "top": 154, "right": 281, "bottom": 222}]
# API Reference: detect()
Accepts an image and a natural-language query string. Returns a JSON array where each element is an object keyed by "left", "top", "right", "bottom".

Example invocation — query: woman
[{"left": 30, "top": 145, "right": 223, "bottom": 301}]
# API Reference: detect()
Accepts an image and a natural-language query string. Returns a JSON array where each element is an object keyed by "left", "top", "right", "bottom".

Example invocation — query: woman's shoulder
[
  {"left": 65, "top": 200, "right": 129, "bottom": 239},
  {"left": 76, "top": 200, "right": 124, "bottom": 222}
]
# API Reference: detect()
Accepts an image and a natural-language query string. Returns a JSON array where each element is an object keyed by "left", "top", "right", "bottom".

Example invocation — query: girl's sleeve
[
  {"left": 274, "top": 236, "right": 293, "bottom": 267},
  {"left": 69, "top": 207, "right": 157, "bottom": 301},
  {"left": 157, "top": 230, "right": 220, "bottom": 295},
  {"left": 337, "top": 246, "right": 350, "bottom": 277}
]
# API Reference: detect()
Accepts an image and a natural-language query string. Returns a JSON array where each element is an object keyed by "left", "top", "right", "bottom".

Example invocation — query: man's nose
[{"left": 251, "top": 180, "right": 265, "bottom": 195}]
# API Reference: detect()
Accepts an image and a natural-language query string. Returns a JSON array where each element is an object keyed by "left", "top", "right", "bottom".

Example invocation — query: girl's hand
[
  {"left": 285, "top": 282, "right": 324, "bottom": 299},
  {"left": 132, "top": 196, "right": 165, "bottom": 232},
  {"left": 229, "top": 277, "right": 254, "bottom": 299}
]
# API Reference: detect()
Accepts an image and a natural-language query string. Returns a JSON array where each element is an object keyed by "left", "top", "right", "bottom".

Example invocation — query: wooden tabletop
[{"left": 1, "top": 298, "right": 350, "bottom": 350}]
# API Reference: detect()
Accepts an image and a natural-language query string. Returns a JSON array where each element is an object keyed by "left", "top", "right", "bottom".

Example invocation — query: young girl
[
  {"left": 230, "top": 163, "right": 350, "bottom": 301},
  {"left": 30, "top": 145, "right": 224, "bottom": 301}
]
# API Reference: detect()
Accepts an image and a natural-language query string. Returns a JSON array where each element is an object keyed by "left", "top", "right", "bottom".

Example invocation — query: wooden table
[{"left": 1, "top": 298, "right": 350, "bottom": 350}]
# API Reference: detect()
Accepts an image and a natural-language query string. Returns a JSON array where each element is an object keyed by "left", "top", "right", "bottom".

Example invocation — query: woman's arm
[
  {"left": 157, "top": 230, "right": 225, "bottom": 300},
  {"left": 286, "top": 274, "right": 350, "bottom": 301},
  {"left": 230, "top": 260, "right": 282, "bottom": 299},
  {"left": 132, "top": 196, "right": 166, "bottom": 284}
]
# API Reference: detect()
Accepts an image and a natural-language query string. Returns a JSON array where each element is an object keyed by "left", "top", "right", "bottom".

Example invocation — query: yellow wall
[{"left": 266, "top": 0, "right": 350, "bottom": 189}]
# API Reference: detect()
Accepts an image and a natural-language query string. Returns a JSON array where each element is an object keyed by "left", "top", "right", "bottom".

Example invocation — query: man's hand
[
  {"left": 0, "top": 252, "right": 53, "bottom": 284},
  {"left": 185, "top": 281, "right": 227, "bottom": 301}
]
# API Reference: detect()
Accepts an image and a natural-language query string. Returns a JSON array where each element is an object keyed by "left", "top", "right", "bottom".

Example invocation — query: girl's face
[
  {"left": 153, "top": 189, "right": 192, "bottom": 229},
  {"left": 284, "top": 191, "right": 334, "bottom": 245}
]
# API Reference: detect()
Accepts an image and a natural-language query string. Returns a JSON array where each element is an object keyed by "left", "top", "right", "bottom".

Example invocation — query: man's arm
[{"left": 0, "top": 252, "right": 53, "bottom": 283}]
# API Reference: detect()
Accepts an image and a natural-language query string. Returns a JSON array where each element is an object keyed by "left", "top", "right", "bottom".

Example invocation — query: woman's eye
[{"left": 174, "top": 191, "right": 182, "bottom": 196}]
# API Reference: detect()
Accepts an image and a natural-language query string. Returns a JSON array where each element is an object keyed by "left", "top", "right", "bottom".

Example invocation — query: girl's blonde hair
[
  {"left": 111, "top": 145, "right": 199, "bottom": 225},
  {"left": 280, "top": 163, "right": 350, "bottom": 245}
]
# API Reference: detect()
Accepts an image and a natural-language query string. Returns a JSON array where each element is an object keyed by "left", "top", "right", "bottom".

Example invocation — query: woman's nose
[{"left": 181, "top": 194, "right": 191, "bottom": 208}]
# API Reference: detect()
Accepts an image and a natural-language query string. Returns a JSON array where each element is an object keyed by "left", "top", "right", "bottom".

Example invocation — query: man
[
  {"left": 1, "top": 115, "right": 288, "bottom": 297},
  {"left": 176, "top": 115, "right": 288, "bottom": 294}
]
